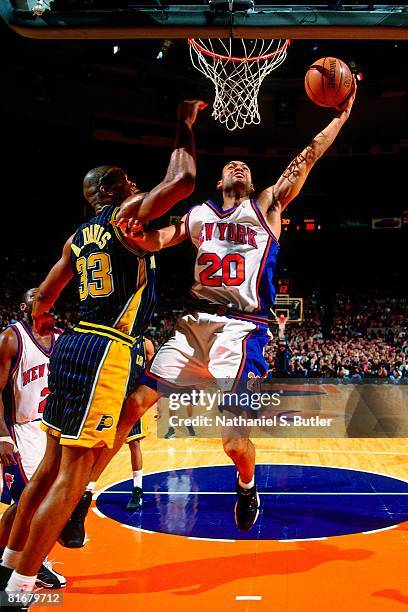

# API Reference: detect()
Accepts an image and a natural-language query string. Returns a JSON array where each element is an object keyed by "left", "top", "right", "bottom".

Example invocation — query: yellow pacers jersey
[{"left": 70, "top": 205, "right": 156, "bottom": 337}]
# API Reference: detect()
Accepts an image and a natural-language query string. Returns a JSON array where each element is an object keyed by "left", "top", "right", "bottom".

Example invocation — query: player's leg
[
  {"left": 185, "top": 403, "right": 196, "bottom": 437},
  {"left": 5, "top": 444, "right": 101, "bottom": 594},
  {"left": 89, "top": 384, "right": 160, "bottom": 482},
  {"left": 5, "top": 433, "right": 61, "bottom": 554},
  {"left": 209, "top": 317, "right": 270, "bottom": 531},
  {"left": 59, "top": 385, "right": 160, "bottom": 547},
  {"left": 0, "top": 422, "right": 66, "bottom": 590},
  {"left": 0, "top": 505, "right": 17, "bottom": 549},
  {"left": 126, "top": 438, "right": 143, "bottom": 511},
  {"left": 0, "top": 433, "right": 61, "bottom": 590},
  {"left": 220, "top": 421, "right": 259, "bottom": 532},
  {"left": 221, "top": 423, "right": 255, "bottom": 484}
]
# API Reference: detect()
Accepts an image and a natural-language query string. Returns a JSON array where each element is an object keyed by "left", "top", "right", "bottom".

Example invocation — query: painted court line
[
  {"left": 279, "top": 537, "right": 327, "bottom": 542},
  {"left": 363, "top": 525, "right": 397, "bottom": 535},
  {"left": 236, "top": 596, "right": 262, "bottom": 601},
  {"left": 188, "top": 536, "right": 236, "bottom": 542},
  {"left": 92, "top": 507, "right": 106, "bottom": 519},
  {"left": 121, "top": 524, "right": 154, "bottom": 534}
]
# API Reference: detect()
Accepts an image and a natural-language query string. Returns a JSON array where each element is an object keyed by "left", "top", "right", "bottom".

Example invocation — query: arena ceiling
[{"left": 1, "top": 0, "right": 407, "bottom": 39}]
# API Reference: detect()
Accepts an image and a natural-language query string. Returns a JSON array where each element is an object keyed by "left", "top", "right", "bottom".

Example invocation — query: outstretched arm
[
  {"left": 116, "top": 100, "right": 206, "bottom": 225},
  {"left": 258, "top": 80, "right": 356, "bottom": 226},
  {"left": 114, "top": 215, "right": 187, "bottom": 252},
  {"left": 32, "top": 236, "right": 74, "bottom": 334}
]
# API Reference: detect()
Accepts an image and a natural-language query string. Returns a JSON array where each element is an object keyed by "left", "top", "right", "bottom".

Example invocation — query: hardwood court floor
[{"left": 2, "top": 416, "right": 408, "bottom": 612}]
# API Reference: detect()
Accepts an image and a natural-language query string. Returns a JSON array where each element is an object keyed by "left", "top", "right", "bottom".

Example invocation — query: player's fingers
[
  {"left": 111, "top": 218, "right": 128, "bottom": 229},
  {"left": 197, "top": 101, "right": 208, "bottom": 110},
  {"left": 123, "top": 218, "right": 134, "bottom": 236},
  {"left": 1, "top": 453, "right": 16, "bottom": 466},
  {"left": 131, "top": 223, "right": 143, "bottom": 237}
]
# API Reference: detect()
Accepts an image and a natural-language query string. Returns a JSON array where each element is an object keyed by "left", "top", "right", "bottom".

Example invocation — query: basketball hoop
[{"left": 188, "top": 38, "right": 290, "bottom": 131}]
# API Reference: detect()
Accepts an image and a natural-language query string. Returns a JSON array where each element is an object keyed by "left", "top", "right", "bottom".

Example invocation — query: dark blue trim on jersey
[
  {"left": 9, "top": 325, "right": 22, "bottom": 375},
  {"left": 205, "top": 199, "right": 239, "bottom": 218},
  {"left": 251, "top": 199, "right": 280, "bottom": 244},
  {"left": 225, "top": 312, "right": 270, "bottom": 327},
  {"left": 255, "top": 235, "right": 279, "bottom": 314}
]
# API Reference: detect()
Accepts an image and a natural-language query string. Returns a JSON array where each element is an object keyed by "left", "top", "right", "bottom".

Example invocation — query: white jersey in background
[
  {"left": 1, "top": 321, "right": 60, "bottom": 501},
  {"left": 5, "top": 321, "right": 58, "bottom": 424}
]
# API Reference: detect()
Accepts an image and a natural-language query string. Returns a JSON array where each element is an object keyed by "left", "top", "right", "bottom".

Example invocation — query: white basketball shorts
[{"left": 142, "top": 312, "right": 271, "bottom": 394}]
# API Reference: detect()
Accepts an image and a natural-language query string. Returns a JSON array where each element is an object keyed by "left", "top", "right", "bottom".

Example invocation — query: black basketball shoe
[
  {"left": 234, "top": 478, "right": 260, "bottom": 532},
  {"left": 164, "top": 427, "right": 175, "bottom": 439},
  {"left": 58, "top": 490, "right": 92, "bottom": 548},
  {"left": 126, "top": 487, "right": 143, "bottom": 511},
  {"left": 36, "top": 558, "right": 66, "bottom": 589},
  {"left": 186, "top": 425, "right": 196, "bottom": 437}
]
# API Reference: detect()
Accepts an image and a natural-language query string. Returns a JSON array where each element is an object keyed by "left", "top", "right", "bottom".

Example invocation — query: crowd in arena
[{"left": 1, "top": 256, "right": 406, "bottom": 381}]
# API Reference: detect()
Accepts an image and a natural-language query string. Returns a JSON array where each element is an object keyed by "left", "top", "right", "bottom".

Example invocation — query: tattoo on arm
[
  {"left": 314, "top": 130, "right": 329, "bottom": 144},
  {"left": 282, "top": 148, "right": 311, "bottom": 185}
]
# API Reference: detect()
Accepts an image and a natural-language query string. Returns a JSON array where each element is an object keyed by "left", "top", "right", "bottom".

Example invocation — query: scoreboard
[{"left": 281, "top": 217, "right": 321, "bottom": 231}]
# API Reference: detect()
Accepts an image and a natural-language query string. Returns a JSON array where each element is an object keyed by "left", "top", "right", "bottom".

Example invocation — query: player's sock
[
  {"left": 86, "top": 481, "right": 96, "bottom": 493},
  {"left": 238, "top": 474, "right": 255, "bottom": 490},
  {"left": 1, "top": 548, "right": 22, "bottom": 570},
  {"left": 132, "top": 470, "right": 143, "bottom": 489},
  {"left": 6, "top": 570, "right": 37, "bottom": 593}
]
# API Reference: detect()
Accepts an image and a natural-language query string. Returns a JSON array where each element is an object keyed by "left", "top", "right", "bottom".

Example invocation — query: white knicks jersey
[
  {"left": 4, "top": 322, "right": 58, "bottom": 424},
  {"left": 186, "top": 199, "right": 280, "bottom": 315}
]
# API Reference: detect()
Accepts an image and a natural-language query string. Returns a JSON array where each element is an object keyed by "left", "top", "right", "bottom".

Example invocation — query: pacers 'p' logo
[{"left": 96, "top": 415, "right": 114, "bottom": 431}]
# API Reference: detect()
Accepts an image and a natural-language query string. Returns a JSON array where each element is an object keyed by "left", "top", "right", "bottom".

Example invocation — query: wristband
[{"left": 0, "top": 436, "right": 18, "bottom": 453}]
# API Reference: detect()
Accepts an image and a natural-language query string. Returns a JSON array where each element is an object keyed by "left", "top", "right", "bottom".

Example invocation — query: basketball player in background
[
  {"left": 126, "top": 336, "right": 154, "bottom": 511},
  {"left": 272, "top": 313, "right": 291, "bottom": 377},
  {"left": 0, "top": 100, "right": 205, "bottom": 604},
  {"left": 116, "top": 81, "right": 357, "bottom": 532},
  {"left": 0, "top": 289, "right": 65, "bottom": 588}
]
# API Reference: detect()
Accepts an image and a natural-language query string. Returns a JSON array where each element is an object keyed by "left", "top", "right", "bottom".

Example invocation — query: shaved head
[{"left": 82, "top": 165, "right": 138, "bottom": 212}]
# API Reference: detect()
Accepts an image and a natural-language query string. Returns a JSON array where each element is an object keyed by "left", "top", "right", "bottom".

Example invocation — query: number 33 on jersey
[{"left": 70, "top": 205, "right": 157, "bottom": 338}]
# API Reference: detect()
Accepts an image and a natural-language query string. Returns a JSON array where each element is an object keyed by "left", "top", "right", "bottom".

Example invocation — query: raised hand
[
  {"left": 33, "top": 313, "right": 55, "bottom": 336},
  {"left": 335, "top": 75, "right": 357, "bottom": 116},
  {"left": 177, "top": 100, "right": 208, "bottom": 126}
]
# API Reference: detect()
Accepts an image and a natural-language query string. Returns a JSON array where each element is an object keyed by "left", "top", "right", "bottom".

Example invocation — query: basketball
[{"left": 305, "top": 57, "right": 353, "bottom": 107}]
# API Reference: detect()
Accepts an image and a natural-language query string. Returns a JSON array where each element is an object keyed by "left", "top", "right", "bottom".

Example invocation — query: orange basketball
[{"left": 305, "top": 57, "right": 353, "bottom": 108}]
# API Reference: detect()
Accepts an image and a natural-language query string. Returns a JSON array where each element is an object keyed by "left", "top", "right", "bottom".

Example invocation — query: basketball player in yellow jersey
[
  {"left": 118, "top": 82, "right": 357, "bottom": 532},
  {"left": 0, "top": 100, "right": 205, "bottom": 603}
]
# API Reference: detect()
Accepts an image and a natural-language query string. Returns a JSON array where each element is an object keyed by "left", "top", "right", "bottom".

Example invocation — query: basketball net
[{"left": 189, "top": 38, "right": 290, "bottom": 131}]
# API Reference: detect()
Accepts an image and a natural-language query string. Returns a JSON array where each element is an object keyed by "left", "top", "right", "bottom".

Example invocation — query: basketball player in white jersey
[
  {"left": 112, "top": 82, "right": 357, "bottom": 531},
  {"left": 0, "top": 289, "right": 66, "bottom": 588}
]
